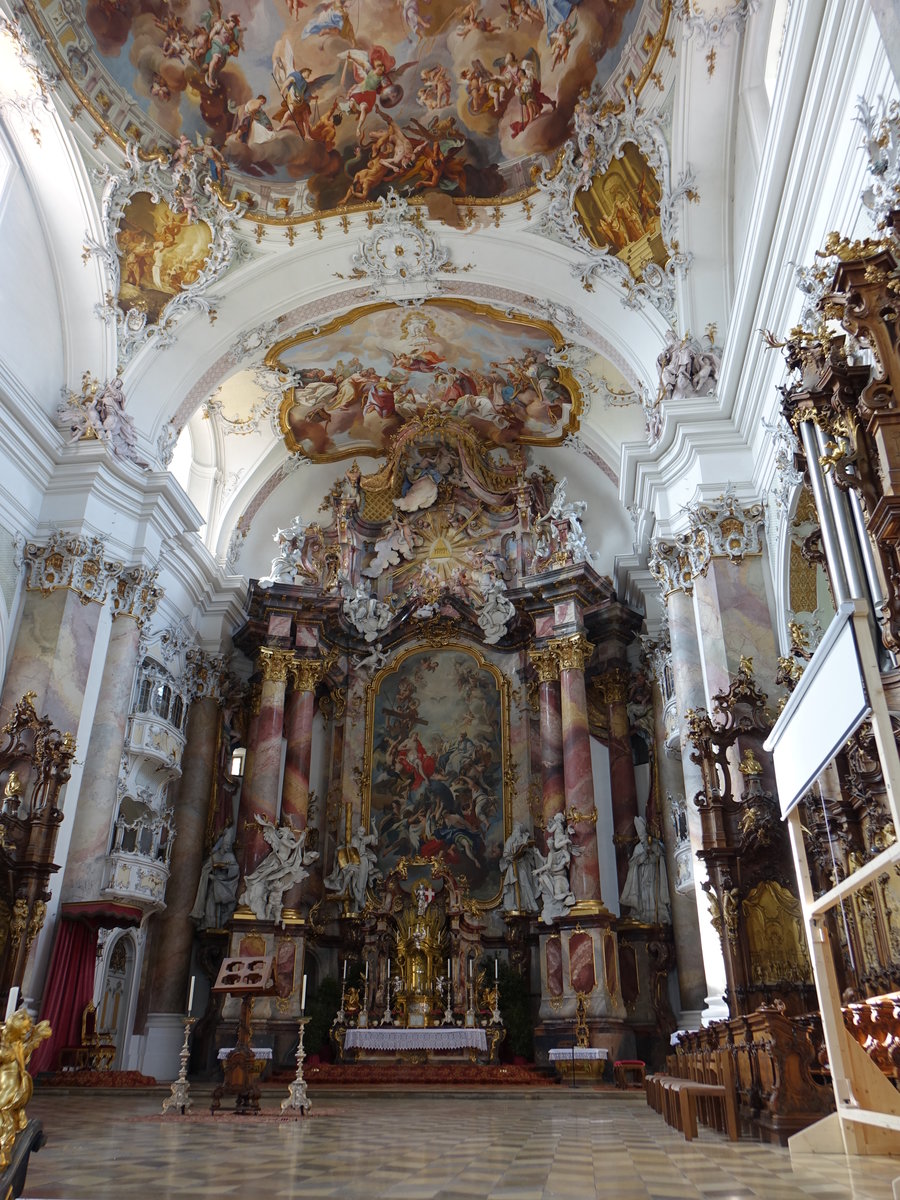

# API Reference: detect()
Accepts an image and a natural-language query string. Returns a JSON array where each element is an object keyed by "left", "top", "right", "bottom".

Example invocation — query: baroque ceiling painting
[
  {"left": 115, "top": 191, "right": 213, "bottom": 323},
  {"left": 274, "top": 299, "right": 581, "bottom": 459},
  {"left": 56, "top": 0, "right": 660, "bottom": 212},
  {"left": 573, "top": 139, "right": 664, "bottom": 278}
]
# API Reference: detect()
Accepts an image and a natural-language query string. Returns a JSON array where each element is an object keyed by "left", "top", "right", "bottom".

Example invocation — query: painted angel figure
[
  {"left": 272, "top": 44, "right": 332, "bottom": 137},
  {"left": 339, "top": 46, "right": 414, "bottom": 135},
  {"left": 301, "top": 0, "right": 357, "bottom": 46}
]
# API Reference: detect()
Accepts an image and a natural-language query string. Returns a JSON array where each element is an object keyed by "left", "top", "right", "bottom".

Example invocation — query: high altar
[{"left": 188, "top": 375, "right": 683, "bottom": 1073}]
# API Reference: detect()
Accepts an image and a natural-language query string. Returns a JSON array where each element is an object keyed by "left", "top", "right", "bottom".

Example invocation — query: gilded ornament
[
  {"left": 24, "top": 900, "right": 46, "bottom": 952},
  {"left": 8, "top": 900, "right": 28, "bottom": 951},
  {"left": 547, "top": 633, "right": 594, "bottom": 673},
  {"left": 0, "top": 1007, "right": 51, "bottom": 1170},
  {"left": 594, "top": 666, "right": 629, "bottom": 705},
  {"left": 738, "top": 749, "right": 763, "bottom": 777},
  {"left": 258, "top": 647, "right": 296, "bottom": 685},
  {"left": 565, "top": 807, "right": 598, "bottom": 825},
  {"left": 292, "top": 658, "right": 327, "bottom": 694},
  {"left": 528, "top": 648, "right": 559, "bottom": 685}
]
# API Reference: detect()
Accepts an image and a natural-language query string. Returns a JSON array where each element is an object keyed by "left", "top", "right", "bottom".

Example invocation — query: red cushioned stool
[{"left": 614, "top": 1058, "right": 646, "bottom": 1088}]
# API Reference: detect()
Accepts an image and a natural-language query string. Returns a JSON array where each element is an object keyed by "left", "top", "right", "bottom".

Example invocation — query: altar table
[
  {"left": 344, "top": 1028, "right": 488, "bottom": 1053},
  {"left": 548, "top": 1046, "right": 609, "bottom": 1085}
]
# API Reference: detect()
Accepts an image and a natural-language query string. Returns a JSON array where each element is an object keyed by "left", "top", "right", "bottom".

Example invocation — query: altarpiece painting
[{"left": 364, "top": 645, "right": 509, "bottom": 904}]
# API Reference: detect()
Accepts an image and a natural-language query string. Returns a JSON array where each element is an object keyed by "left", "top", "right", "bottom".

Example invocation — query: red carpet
[{"left": 273, "top": 1061, "right": 558, "bottom": 1086}]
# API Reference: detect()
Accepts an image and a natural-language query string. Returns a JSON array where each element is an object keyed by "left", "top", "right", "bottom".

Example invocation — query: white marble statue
[
  {"left": 533, "top": 812, "right": 576, "bottom": 925},
  {"left": 476, "top": 573, "right": 515, "bottom": 645},
  {"left": 356, "top": 641, "right": 390, "bottom": 677},
  {"left": 259, "top": 516, "right": 307, "bottom": 587},
  {"left": 342, "top": 582, "right": 393, "bottom": 643},
  {"left": 60, "top": 373, "right": 149, "bottom": 468},
  {"left": 238, "top": 815, "right": 318, "bottom": 926},
  {"left": 656, "top": 330, "right": 719, "bottom": 402},
  {"left": 535, "top": 477, "right": 590, "bottom": 565},
  {"left": 500, "top": 821, "right": 540, "bottom": 914},
  {"left": 190, "top": 824, "right": 240, "bottom": 930},
  {"left": 324, "top": 821, "right": 382, "bottom": 911},
  {"left": 620, "top": 815, "right": 671, "bottom": 925}
]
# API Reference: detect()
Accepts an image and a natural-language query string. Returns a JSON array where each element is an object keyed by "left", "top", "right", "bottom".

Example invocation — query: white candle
[
  {"left": 467, "top": 958, "right": 472, "bottom": 978},
  {"left": 447, "top": 957, "right": 451, "bottom": 979},
  {"left": 187, "top": 975, "right": 195, "bottom": 1015},
  {"left": 495, "top": 957, "right": 499, "bottom": 980},
  {"left": 301, "top": 974, "right": 307, "bottom": 1013},
  {"left": 387, "top": 957, "right": 391, "bottom": 979},
  {"left": 5, "top": 987, "right": 19, "bottom": 1021},
  {"left": 365, "top": 960, "right": 369, "bottom": 981},
  {"left": 343, "top": 960, "right": 347, "bottom": 981}
]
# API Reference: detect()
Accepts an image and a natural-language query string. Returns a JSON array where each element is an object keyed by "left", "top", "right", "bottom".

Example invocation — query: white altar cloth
[
  {"left": 217, "top": 1046, "right": 273, "bottom": 1060},
  {"left": 344, "top": 1027, "right": 488, "bottom": 1052},
  {"left": 548, "top": 1047, "right": 608, "bottom": 1061}
]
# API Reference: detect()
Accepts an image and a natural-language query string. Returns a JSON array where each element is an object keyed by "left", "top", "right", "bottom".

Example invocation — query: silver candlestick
[
  {"left": 162, "top": 1016, "right": 196, "bottom": 1115},
  {"left": 439, "top": 975, "right": 453, "bottom": 1025},
  {"left": 281, "top": 1016, "right": 311, "bottom": 1115}
]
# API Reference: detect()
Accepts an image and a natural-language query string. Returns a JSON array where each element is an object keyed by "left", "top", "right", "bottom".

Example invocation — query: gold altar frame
[{"left": 362, "top": 642, "right": 515, "bottom": 910}]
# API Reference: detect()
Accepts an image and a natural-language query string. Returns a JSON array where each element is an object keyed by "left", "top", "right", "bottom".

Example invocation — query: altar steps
[{"left": 271, "top": 1061, "right": 559, "bottom": 1087}]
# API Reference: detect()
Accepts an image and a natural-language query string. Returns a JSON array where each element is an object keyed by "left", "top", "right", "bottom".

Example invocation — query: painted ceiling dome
[{"left": 28, "top": 0, "right": 669, "bottom": 213}]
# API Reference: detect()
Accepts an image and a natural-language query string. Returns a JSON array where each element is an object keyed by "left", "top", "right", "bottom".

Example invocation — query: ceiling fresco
[
  {"left": 35, "top": 0, "right": 667, "bottom": 212},
  {"left": 271, "top": 298, "right": 581, "bottom": 459}
]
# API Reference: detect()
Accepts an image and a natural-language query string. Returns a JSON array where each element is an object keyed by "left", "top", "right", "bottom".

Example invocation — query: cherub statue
[
  {"left": 0, "top": 1007, "right": 51, "bottom": 1170},
  {"left": 342, "top": 583, "right": 393, "bottom": 643}
]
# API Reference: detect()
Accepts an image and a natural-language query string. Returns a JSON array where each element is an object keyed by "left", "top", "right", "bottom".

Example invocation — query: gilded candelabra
[
  {"left": 280, "top": 1016, "right": 311, "bottom": 1115},
  {"left": 161, "top": 1017, "right": 195, "bottom": 1115}
]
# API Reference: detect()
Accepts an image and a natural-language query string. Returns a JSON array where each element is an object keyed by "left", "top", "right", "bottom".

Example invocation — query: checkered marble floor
[{"left": 22, "top": 1088, "right": 900, "bottom": 1200}]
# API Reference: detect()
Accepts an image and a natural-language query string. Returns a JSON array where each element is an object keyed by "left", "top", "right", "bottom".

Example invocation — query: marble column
[
  {"left": 281, "top": 659, "right": 328, "bottom": 831},
  {"left": 550, "top": 633, "right": 602, "bottom": 905},
  {"left": 60, "top": 593, "right": 153, "bottom": 904},
  {"left": 667, "top": 584, "right": 728, "bottom": 1021},
  {"left": 281, "top": 659, "right": 328, "bottom": 910},
  {"left": 596, "top": 665, "right": 640, "bottom": 893},
  {"left": 238, "top": 648, "right": 293, "bottom": 875},
  {"left": 529, "top": 649, "right": 565, "bottom": 834},
  {"left": 143, "top": 694, "right": 218, "bottom": 1078}
]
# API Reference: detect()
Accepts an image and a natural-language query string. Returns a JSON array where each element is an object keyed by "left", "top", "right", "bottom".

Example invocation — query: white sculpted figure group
[
  {"left": 60, "top": 373, "right": 149, "bottom": 468},
  {"left": 535, "top": 477, "right": 590, "bottom": 566},
  {"left": 620, "top": 815, "right": 671, "bottom": 925},
  {"left": 238, "top": 814, "right": 318, "bottom": 927},
  {"left": 323, "top": 821, "right": 382, "bottom": 912},
  {"left": 656, "top": 330, "right": 719, "bottom": 402},
  {"left": 474, "top": 568, "right": 515, "bottom": 645},
  {"left": 259, "top": 516, "right": 307, "bottom": 587},
  {"left": 500, "top": 814, "right": 576, "bottom": 926},
  {"left": 342, "top": 582, "right": 393, "bottom": 643}
]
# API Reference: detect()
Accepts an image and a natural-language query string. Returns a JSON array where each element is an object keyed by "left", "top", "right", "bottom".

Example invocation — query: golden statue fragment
[{"left": 0, "top": 1007, "right": 51, "bottom": 1171}]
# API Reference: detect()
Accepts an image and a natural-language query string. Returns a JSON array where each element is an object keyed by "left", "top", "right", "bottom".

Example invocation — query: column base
[
  {"left": 142, "top": 1013, "right": 188, "bottom": 1082},
  {"left": 701, "top": 992, "right": 730, "bottom": 1024},
  {"left": 676, "top": 1009, "right": 704, "bottom": 1032}
]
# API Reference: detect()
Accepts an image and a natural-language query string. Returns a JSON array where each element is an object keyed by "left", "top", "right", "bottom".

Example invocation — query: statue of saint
[
  {"left": 620, "top": 815, "right": 671, "bottom": 925},
  {"left": 499, "top": 821, "right": 539, "bottom": 914},
  {"left": 238, "top": 816, "right": 318, "bottom": 926},
  {"left": 533, "top": 812, "right": 576, "bottom": 925},
  {"left": 190, "top": 824, "right": 240, "bottom": 930}
]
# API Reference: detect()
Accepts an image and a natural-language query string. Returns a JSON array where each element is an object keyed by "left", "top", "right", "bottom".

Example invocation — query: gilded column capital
[
  {"left": 594, "top": 666, "right": 629, "bottom": 705},
  {"left": 18, "top": 529, "right": 124, "bottom": 607},
  {"left": 547, "top": 632, "right": 594, "bottom": 673},
  {"left": 110, "top": 565, "right": 163, "bottom": 626},
  {"left": 258, "top": 647, "right": 296, "bottom": 685},
  {"left": 528, "top": 647, "right": 559, "bottom": 684},
  {"left": 292, "top": 658, "right": 327, "bottom": 693}
]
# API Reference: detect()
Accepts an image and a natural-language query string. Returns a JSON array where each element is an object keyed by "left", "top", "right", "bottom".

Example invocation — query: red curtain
[{"left": 30, "top": 918, "right": 98, "bottom": 1075}]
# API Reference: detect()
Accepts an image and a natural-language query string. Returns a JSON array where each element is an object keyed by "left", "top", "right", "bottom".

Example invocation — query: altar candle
[
  {"left": 301, "top": 974, "right": 307, "bottom": 1013},
  {"left": 187, "top": 975, "right": 195, "bottom": 1015},
  {"left": 495, "top": 957, "right": 499, "bottom": 981},
  {"left": 467, "top": 958, "right": 472, "bottom": 979},
  {"left": 447, "top": 957, "right": 451, "bottom": 980},
  {"left": 365, "top": 960, "right": 369, "bottom": 982},
  {"left": 5, "top": 987, "right": 18, "bottom": 1021},
  {"left": 343, "top": 959, "right": 347, "bottom": 981},
  {"left": 387, "top": 957, "right": 391, "bottom": 979}
]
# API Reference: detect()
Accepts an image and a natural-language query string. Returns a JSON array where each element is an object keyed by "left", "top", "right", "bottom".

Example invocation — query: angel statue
[
  {"left": 260, "top": 516, "right": 307, "bottom": 587},
  {"left": 342, "top": 582, "right": 393, "bottom": 642},
  {"left": 533, "top": 812, "right": 577, "bottom": 925},
  {"left": 0, "top": 1007, "right": 51, "bottom": 1170},
  {"left": 238, "top": 815, "right": 318, "bottom": 926},
  {"left": 323, "top": 821, "right": 382, "bottom": 912}
]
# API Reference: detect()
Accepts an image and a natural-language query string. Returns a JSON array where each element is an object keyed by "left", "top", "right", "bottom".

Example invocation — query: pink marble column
[
  {"left": 1, "top": 587, "right": 102, "bottom": 739},
  {"left": 281, "top": 659, "right": 327, "bottom": 831},
  {"left": 60, "top": 615, "right": 143, "bottom": 904},
  {"left": 529, "top": 649, "right": 565, "bottom": 833},
  {"left": 238, "top": 648, "right": 293, "bottom": 875},
  {"left": 146, "top": 695, "right": 219, "bottom": 1013},
  {"left": 552, "top": 634, "right": 602, "bottom": 904},
  {"left": 597, "top": 666, "right": 640, "bottom": 892}
]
